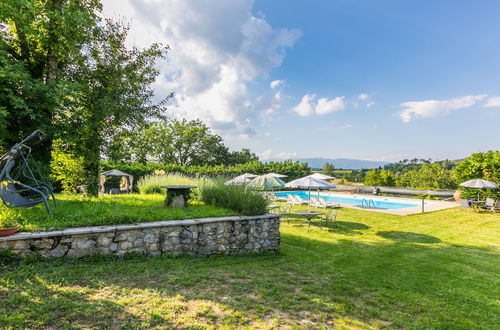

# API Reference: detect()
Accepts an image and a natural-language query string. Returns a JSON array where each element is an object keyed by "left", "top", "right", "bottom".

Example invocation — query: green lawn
[
  {"left": 0, "top": 194, "right": 236, "bottom": 232},
  {"left": 1, "top": 205, "right": 498, "bottom": 328}
]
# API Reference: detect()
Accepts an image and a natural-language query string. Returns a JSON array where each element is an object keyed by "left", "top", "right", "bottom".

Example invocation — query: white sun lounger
[{"left": 318, "top": 197, "right": 340, "bottom": 208}]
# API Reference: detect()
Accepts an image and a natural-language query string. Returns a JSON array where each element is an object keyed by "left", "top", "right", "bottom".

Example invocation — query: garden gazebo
[{"left": 99, "top": 169, "right": 134, "bottom": 194}]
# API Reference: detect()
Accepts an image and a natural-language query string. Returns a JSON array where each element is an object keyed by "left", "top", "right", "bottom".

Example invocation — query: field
[
  {"left": 1, "top": 205, "right": 499, "bottom": 328},
  {"left": 0, "top": 194, "right": 236, "bottom": 232}
]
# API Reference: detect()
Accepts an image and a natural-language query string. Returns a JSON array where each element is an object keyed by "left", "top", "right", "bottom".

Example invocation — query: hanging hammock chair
[{"left": 0, "top": 130, "right": 56, "bottom": 214}]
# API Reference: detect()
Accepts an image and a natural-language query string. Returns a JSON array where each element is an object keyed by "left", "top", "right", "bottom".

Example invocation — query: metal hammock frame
[{"left": 0, "top": 130, "right": 56, "bottom": 214}]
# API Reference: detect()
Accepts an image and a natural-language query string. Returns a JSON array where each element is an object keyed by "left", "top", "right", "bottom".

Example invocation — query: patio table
[
  {"left": 160, "top": 185, "right": 197, "bottom": 208},
  {"left": 294, "top": 210, "right": 324, "bottom": 232}
]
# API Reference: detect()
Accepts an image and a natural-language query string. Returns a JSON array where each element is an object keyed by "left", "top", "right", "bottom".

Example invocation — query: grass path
[{"left": 1, "top": 206, "right": 498, "bottom": 328}]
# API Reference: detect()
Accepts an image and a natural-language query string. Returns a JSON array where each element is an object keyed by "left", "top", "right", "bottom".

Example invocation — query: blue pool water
[{"left": 275, "top": 191, "right": 421, "bottom": 210}]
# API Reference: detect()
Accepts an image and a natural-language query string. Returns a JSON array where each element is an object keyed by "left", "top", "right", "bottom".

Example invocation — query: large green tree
[
  {"left": 1, "top": 0, "right": 169, "bottom": 195},
  {"left": 144, "top": 119, "right": 231, "bottom": 166},
  {"left": 0, "top": 0, "right": 100, "bottom": 155}
]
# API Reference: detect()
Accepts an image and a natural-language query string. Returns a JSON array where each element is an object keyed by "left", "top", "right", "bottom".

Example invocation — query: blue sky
[{"left": 102, "top": 0, "right": 500, "bottom": 161}]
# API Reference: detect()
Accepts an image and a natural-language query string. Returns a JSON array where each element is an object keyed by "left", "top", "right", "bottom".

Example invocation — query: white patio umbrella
[
  {"left": 224, "top": 173, "right": 257, "bottom": 185},
  {"left": 306, "top": 173, "right": 336, "bottom": 180},
  {"left": 267, "top": 172, "right": 288, "bottom": 178},
  {"left": 459, "top": 179, "right": 499, "bottom": 201},
  {"left": 285, "top": 176, "right": 336, "bottom": 208}
]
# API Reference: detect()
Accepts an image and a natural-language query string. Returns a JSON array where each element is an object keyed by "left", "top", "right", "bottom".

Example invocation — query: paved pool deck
[{"left": 280, "top": 191, "right": 459, "bottom": 216}]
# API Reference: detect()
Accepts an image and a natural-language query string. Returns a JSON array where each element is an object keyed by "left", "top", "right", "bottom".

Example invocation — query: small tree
[
  {"left": 323, "top": 162, "right": 335, "bottom": 176},
  {"left": 453, "top": 151, "right": 500, "bottom": 199}
]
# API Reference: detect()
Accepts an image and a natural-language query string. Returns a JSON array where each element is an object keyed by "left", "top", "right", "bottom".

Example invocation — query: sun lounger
[
  {"left": 309, "top": 196, "right": 321, "bottom": 208},
  {"left": 295, "top": 195, "right": 309, "bottom": 205},
  {"left": 318, "top": 197, "right": 340, "bottom": 208}
]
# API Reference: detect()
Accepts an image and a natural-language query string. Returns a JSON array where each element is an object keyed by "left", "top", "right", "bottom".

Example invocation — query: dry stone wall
[{"left": 0, "top": 215, "right": 280, "bottom": 259}]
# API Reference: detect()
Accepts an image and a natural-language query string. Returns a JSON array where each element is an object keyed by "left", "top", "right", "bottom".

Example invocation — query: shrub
[
  {"left": 137, "top": 173, "right": 199, "bottom": 195},
  {"left": 453, "top": 151, "right": 500, "bottom": 199},
  {"left": 198, "top": 178, "right": 268, "bottom": 216},
  {"left": 50, "top": 139, "right": 86, "bottom": 193},
  {"left": 364, "top": 169, "right": 396, "bottom": 186}
]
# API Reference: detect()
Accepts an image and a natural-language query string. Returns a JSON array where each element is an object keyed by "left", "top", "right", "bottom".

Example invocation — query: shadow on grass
[
  {"left": 0, "top": 230, "right": 497, "bottom": 328},
  {"left": 376, "top": 231, "right": 441, "bottom": 244}
]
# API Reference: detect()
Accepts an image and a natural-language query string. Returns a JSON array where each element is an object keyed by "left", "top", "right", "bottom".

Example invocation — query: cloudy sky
[{"left": 102, "top": 0, "right": 500, "bottom": 162}]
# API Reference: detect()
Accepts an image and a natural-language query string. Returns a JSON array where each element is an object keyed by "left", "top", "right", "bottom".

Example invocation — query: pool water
[{"left": 275, "top": 191, "right": 422, "bottom": 210}]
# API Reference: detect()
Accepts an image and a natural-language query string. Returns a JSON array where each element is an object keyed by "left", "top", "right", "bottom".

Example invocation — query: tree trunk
[{"left": 45, "top": 0, "right": 62, "bottom": 83}]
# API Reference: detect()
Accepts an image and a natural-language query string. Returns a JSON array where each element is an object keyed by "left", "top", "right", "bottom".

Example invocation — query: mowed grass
[
  {"left": 0, "top": 194, "right": 236, "bottom": 232},
  {"left": 1, "top": 205, "right": 499, "bottom": 328}
]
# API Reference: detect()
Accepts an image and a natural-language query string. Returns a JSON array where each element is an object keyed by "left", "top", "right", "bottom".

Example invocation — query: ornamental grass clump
[
  {"left": 199, "top": 178, "right": 268, "bottom": 216},
  {"left": 138, "top": 173, "right": 198, "bottom": 195}
]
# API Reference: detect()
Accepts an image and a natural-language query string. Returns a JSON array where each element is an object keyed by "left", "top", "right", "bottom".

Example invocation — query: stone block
[
  {"left": 180, "top": 229, "right": 192, "bottom": 239},
  {"left": 120, "top": 241, "right": 133, "bottom": 250},
  {"left": 31, "top": 238, "right": 54, "bottom": 250},
  {"left": 143, "top": 233, "right": 156, "bottom": 244},
  {"left": 75, "top": 239, "right": 96, "bottom": 250},
  {"left": 50, "top": 245, "right": 69, "bottom": 257},
  {"left": 110, "top": 243, "right": 119, "bottom": 252}
]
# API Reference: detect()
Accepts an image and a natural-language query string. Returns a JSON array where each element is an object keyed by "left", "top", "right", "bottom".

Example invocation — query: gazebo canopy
[
  {"left": 99, "top": 169, "right": 134, "bottom": 193},
  {"left": 100, "top": 169, "right": 133, "bottom": 177}
]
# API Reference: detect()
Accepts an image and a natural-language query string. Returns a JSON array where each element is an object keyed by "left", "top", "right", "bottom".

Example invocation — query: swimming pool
[{"left": 275, "top": 191, "right": 424, "bottom": 210}]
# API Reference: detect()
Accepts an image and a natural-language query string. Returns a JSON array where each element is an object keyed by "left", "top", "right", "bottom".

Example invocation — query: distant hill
[{"left": 265, "top": 157, "right": 388, "bottom": 170}]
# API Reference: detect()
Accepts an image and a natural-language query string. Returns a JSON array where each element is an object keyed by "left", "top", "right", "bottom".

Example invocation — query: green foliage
[
  {"left": 1, "top": 0, "right": 169, "bottom": 196},
  {"left": 322, "top": 162, "right": 335, "bottom": 176},
  {"left": 363, "top": 169, "right": 396, "bottom": 186},
  {"left": 198, "top": 179, "right": 268, "bottom": 216},
  {"left": 384, "top": 158, "right": 459, "bottom": 175},
  {"left": 104, "top": 120, "right": 259, "bottom": 167},
  {"left": 138, "top": 173, "right": 267, "bottom": 215},
  {"left": 453, "top": 151, "right": 500, "bottom": 199},
  {"left": 50, "top": 139, "right": 86, "bottom": 193},
  {"left": 229, "top": 148, "right": 259, "bottom": 165},
  {"left": 137, "top": 173, "right": 203, "bottom": 200},
  {"left": 397, "top": 163, "right": 455, "bottom": 190},
  {"left": 0, "top": 207, "right": 498, "bottom": 328},
  {"left": 103, "top": 159, "right": 311, "bottom": 187}
]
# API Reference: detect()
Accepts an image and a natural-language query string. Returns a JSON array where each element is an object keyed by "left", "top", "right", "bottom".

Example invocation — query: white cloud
[
  {"left": 358, "top": 93, "right": 369, "bottom": 100},
  {"left": 340, "top": 124, "right": 353, "bottom": 129},
  {"left": 259, "top": 149, "right": 296, "bottom": 160},
  {"left": 270, "top": 80, "right": 284, "bottom": 89},
  {"left": 367, "top": 101, "right": 375, "bottom": 108},
  {"left": 275, "top": 151, "right": 297, "bottom": 159},
  {"left": 292, "top": 94, "right": 316, "bottom": 116},
  {"left": 259, "top": 149, "right": 273, "bottom": 160},
  {"left": 398, "top": 94, "right": 487, "bottom": 123},
  {"left": 101, "top": 0, "right": 301, "bottom": 137},
  {"left": 316, "top": 96, "right": 345, "bottom": 114},
  {"left": 293, "top": 94, "right": 345, "bottom": 116},
  {"left": 484, "top": 96, "right": 500, "bottom": 108}
]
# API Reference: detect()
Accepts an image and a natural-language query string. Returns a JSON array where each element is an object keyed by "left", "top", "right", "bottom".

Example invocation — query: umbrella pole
[{"left": 308, "top": 188, "right": 311, "bottom": 211}]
